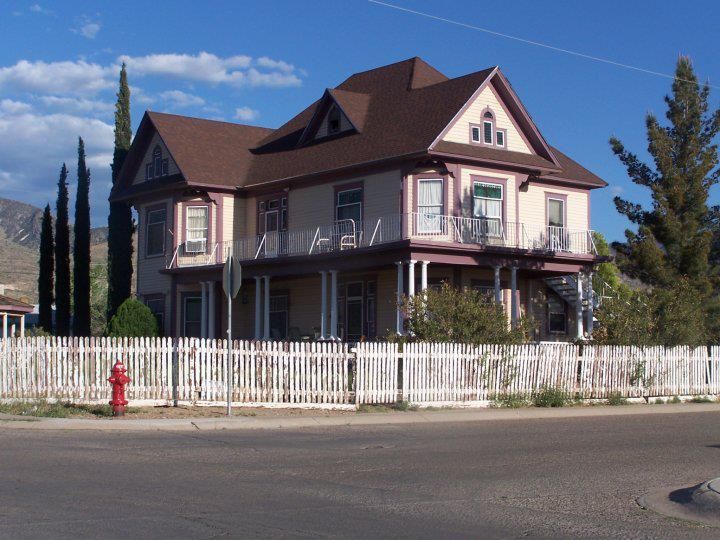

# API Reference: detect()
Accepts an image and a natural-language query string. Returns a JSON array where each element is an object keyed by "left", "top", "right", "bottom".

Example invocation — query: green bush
[
  {"left": 532, "top": 386, "right": 568, "bottom": 408},
  {"left": 106, "top": 298, "right": 159, "bottom": 338},
  {"left": 690, "top": 396, "right": 713, "bottom": 403},
  {"left": 494, "top": 393, "right": 529, "bottom": 408},
  {"left": 606, "top": 392, "right": 628, "bottom": 406},
  {"left": 670, "top": 396, "right": 682, "bottom": 404},
  {"left": 402, "top": 283, "right": 531, "bottom": 344}
]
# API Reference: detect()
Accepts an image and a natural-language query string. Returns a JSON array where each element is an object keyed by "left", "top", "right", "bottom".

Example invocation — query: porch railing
[{"left": 167, "top": 213, "right": 596, "bottom": 268}]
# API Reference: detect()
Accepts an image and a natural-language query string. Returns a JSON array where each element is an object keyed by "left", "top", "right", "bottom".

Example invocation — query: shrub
[
  {"left": 670, "top": 396, "right": 682, "bottom": 404},
  {"left": 402, "top": 282, "right": 531, "bottom": 344},
  {"left": 606, "top": 392, "right": 628, "bottom": 406},
  {"left": 532, "top": 386, "right": 568, "bottom": 407},
  {"left": 690, "top": 396, "right": 713, "bottom": 403},
  {"left": 494, "top": 393, "right": 529, "bottom": 408},
  {"left": 653, "top": 398, "right": 666, "bottom": 404},
  {"left": 106, "top": 298, "right": 159, "bottom": 338}
]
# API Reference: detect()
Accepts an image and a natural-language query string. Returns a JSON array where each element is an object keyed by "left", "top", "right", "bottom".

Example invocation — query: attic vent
[{"left": 328, "top": 106, "right": 341, "bottom": 134}]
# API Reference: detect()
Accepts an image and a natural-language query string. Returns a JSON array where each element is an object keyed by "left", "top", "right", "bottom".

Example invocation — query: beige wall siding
[
  {"left": 222, "top": 196, "right": 234, "bottom": 244},
  {"left": 442, "top": 84, "right": 532, "bottom": 154},
  {"left": 132, "top": 132, "right": 180, "bottom": 185},
  {"left": 518, "top": 183, "right": 590, "bottom": 231},
  {"left": 135, "top": 197, "right": 174, "bottom": 335},
  {"left": 314, "top": 107, "right": 354, "bottom": 140}
]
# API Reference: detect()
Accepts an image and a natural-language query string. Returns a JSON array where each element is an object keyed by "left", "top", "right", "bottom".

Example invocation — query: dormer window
[
  {"left": 470, "top": 109, "right": 507, "bottom": 149},
  {"left": 145, "top": 145, "right": 169, "bottom": 181},
  {"left": 328, "top": 105, "right": 341, "bottom": 135}
]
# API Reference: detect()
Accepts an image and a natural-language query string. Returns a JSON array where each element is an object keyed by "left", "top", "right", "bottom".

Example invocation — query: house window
[
  {"left": 257, "top": 197, "right": 288, "bottom": 234},
  {"left": 496, "top": 130, "right": 505, "bottom": 147},
  {"left": 144, "top": 296, "right": 165, "bottom": 334},
  {"left": 473, "top": 182, "right": 503, "bottom": 236},
  {"left": 548, "top": 198, "right": 565, "bottom": 228},
  {"left": 328, "top": 106, "right": 341, "bottom": 134},
  {"left": 185, "top": 206, "right": 209, "bottom": 253},
  {"left": 471, "top": 126, "right": 481, "bottom": 143},
  {"left": 269, "top": 293, "right": 289, "bottom": 340},
  {"left": 145, "top": 146, "right": 169, "bottom": 180},
  {"left": 483, "top": 111, "right": 494, "bottom": 144},
  {"left": 183, "top": 296, "right": 202, "bottom": 338},
  {"left": 336, "top": 187, "right": 362, "bottom": 223},
  {"left": 470, "top": 280, "right": 496, "bottom": 303},
  {"left": 417, "top": 178, "right": 444, "bottom": 233},
  {"left": 145, "top": 207, "right": 166, "bottom": 257},
  {"left": 548, "top": 295, "right": 567, "bottom": 334}
]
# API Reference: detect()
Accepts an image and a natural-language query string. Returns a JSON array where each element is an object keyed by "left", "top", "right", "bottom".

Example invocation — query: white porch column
[
  {"left": 329, "top": 270, "right": 338, "bottom": 340},
  {"left": 208, "top": 281, "right": 216, "bottom": 339},
  {"left": 200, "top": 282, "right": 208, "bottom": 339},
  {"left": 407, "top": 260, "right": 416, "bottom": 298},
  {"left": 586, "top": 272, "right": 594, "bottom": 337},
  {"left": 510, "top": 267, "right": 518, "bottom": 328},
  {"left": 420, "top": 261, "right": 429, "bottom": 291},
  {"left": 2, "top": 313, "right": 7, "bottom": 340},
  {"left": 19, "top": 315, "right": 25, "bottom": 338},
  {"left": 319, "top": 271, "right": 328, "bottom": 340},
  {"left": 395, "top": 261, "right": 404, "bottom": 334},
  {"left": 576, "top": 272, "right": 584, "bottom": 339},
  {"left": 494, "top": 266, "right": 502, "bottom": 304},
  {"left": 263, "top": 276, "right": 271, "bottom": 340},
  {"left": 254, "top": 277, "right": 262, "bottom": 340}
]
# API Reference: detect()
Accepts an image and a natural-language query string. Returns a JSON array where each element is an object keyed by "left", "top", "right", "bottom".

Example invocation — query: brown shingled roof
[{"left": 113, "top": 57, "right": 607, "bottom": 197}]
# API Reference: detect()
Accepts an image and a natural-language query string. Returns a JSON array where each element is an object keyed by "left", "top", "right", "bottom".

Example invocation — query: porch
[{"left": 167, "top": 213, "right": 598, "bottom": 269}]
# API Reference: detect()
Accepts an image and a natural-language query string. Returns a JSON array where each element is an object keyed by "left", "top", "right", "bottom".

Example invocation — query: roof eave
[{"left": 428, "top": 149, "right": 561, "bottom": 176}]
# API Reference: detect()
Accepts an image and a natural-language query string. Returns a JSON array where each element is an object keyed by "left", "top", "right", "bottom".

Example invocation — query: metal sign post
[{"left": 222, "top": 255, "right": 242, "bottom": 416}]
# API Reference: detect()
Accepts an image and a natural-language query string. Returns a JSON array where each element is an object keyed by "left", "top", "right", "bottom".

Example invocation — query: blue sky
[{"left": 1, "top": 0, "right": 719, "bottom": 241}]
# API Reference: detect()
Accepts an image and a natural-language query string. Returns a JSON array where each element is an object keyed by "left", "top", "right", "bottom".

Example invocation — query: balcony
[{"left": 167, "top": 213, "right": 597, "bottom": 269}]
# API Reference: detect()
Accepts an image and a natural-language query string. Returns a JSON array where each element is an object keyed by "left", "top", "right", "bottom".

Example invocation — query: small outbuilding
[{"left": 0, "top": 294, "right": 34, "bottom": 339}]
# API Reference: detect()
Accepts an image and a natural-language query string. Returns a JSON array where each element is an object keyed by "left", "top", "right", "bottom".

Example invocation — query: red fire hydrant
[{"left": 108, "top": 360, "right": 131, "bottom": 417}]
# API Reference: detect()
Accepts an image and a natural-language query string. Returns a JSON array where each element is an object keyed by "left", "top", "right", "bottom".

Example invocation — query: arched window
[
  {"left": 470, "top": 108, "right": 507, "bottom": 148},
  {"left": 328, "top": 105, "right": 341, "bottom": 134},
  {"left": 145, "top": 145, "right": 169, "bottom": 180}
]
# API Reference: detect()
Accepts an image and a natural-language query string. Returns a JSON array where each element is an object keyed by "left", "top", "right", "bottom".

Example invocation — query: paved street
[{"left": 1, "top": 410, "right": 719, "bottom": 538}]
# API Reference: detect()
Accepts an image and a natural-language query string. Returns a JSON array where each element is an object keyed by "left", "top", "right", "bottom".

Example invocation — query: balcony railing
[{"left": 167, "top": 213, "right": 597, "bottom": 268}]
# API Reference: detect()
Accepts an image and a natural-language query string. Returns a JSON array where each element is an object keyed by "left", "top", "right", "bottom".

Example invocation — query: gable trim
[{"left": 297, "top": 89, "right": 360, "bottom": 146}]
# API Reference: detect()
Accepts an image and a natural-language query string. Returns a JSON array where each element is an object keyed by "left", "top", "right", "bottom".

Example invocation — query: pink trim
[
  {"left": 486, "top": 84, "right": 533, "bottom": 154},
  {"left": 401, "top": 173, "right": 409, "bottom": 236},
  {"left": 216, "top": 194, "right": 224, "bottom": 263},
  {"left": 0, "top": 305, "right": 33, "bottom": 314},
  {"left": 529, "top": 179, "right": 591, "bottom": 194},
  {"left": 544, "top": 192, "right": 568, "bottom": 228}
]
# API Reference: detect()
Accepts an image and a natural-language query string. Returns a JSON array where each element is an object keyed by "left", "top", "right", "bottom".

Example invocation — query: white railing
[{"left": 169, "top": 213, "right": 595, "bottom": 268}]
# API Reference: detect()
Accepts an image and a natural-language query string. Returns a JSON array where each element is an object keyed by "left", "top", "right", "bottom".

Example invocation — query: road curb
[{"left": 0, "top": 402, "right": 718, "bottom": 432}]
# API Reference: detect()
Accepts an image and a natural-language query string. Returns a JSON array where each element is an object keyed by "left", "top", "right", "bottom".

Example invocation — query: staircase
[{"left": 543, "top": 275, "right": 580, "bottom": 306}]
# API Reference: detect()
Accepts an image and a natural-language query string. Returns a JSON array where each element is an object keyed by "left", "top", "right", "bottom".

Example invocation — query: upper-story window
[
  {"left": 258, "top": 196, "right": 288, "bottom": 234},
  {"left": 470, "top": 109, "right": 507, "bottom": 149},
  {"left": 145, "top": 207, "right": 166, "bottom": 257},
  {"left": 417, "top": 178, "right": 444, "bottom": 233},
  {"left": 473, "top": 181, "right": 503, "bottom": 236},
  {"left": 145, "top": 145, "right": 169, "bottom": 181},
  {"left": 336, "top": 187, "right": 362, "bottom": 223},
  {"left": 328, "top": 105, "right": 341, "bottom": 135},
  {"left": 185, "top": 206, "right": 209, "bottom": 253}
]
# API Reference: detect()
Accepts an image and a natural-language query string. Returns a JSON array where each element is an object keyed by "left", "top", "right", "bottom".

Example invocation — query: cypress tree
[
  {"left": 38, "top": 204, "right": 55, "bottom": 333},
  {"left": 73, "top": 137, "right": 91, "bottom": 336},
  {"left": 107, "top": 63, "right": 134, "bottom": 320},
  {"left": 54, "top": 164, "right": 71, "bottom": 337},
  {"left": 610, "top": 56, "right": 720, "bottom": 340}
]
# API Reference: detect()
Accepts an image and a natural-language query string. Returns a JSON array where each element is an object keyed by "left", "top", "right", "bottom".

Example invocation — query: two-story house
[{"left": 110, "top": 57, "right": 607, "bottom": 342}]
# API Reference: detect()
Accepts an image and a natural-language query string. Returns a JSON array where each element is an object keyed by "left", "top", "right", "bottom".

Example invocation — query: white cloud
[
  {"left": 37, "top": 96, "right": 113, "bottom": 115},
  {"left": 78, "top": 22, "right": 101, "bottom": 39},
  {"left": 119, "top": 51, "right": 302, "bottom": 87},
  {"left": 234, "top": 106, "right": 259, "bottom": 122},
  {"left": 159, "top": 90, "right": 205, "bottom": 108},
  {"left": 0, "top": 99, "right": 33, "bottom": 115},
  {"left": 0, "top": 59, "right": 114, "bottom": 95},
  {"left": 29, "top": 4, "right": 51, "bottom": 15}
]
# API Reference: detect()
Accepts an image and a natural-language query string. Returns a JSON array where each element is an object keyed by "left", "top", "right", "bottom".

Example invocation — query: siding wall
[
  {"left": 135, "top": 197, "right": 174, "bottom": 335},
  {"left": 442, "top": 84, "right": 532, "bottom": 154},
  {"left": 314, "top": 107, "right": 354, "bottom": 140},
  {"left": 518, "top": 182, "right": 590, "bottom": 230},
  {"left": 132, "top": 132, "right": 180, "bottom": 185}
]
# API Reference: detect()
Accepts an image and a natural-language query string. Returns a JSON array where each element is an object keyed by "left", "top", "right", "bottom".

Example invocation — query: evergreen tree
[
  {"left": 38, "top": 204, "right": 54, "bottom": 333},
  {"left": 107, "top": 63, "right": 134, "bottom": 320},
  {"left": 72, "top": 137, "right": 91, "bottom": 336},
  {"left": 609, "top": 56, "right": 720, "bottom": 340},
  {"left": 54, "top": 164, "right": 71, "bottom": 336}
]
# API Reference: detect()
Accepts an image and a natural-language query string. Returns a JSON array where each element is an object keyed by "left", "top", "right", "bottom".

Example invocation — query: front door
[{"left": 345, "top": 282, "right": 364, "bottom": 342}]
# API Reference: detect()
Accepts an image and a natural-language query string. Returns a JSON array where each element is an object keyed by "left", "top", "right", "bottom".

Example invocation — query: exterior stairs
[{"left": 543, "top": 275, "right": 580, "bottom": 306}]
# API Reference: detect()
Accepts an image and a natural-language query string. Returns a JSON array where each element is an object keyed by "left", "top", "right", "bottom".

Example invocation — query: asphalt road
[{"left": 1, "top": 411, "right": 719, "bottom": 539}]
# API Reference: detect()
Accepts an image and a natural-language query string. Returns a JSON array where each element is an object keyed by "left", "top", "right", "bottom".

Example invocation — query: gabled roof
[{"left": 113, "top": 56, "right": 607, "bottom": 198}]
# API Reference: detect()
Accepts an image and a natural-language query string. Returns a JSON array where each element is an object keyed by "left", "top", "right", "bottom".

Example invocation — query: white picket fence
[{"left": 1, "top": 338, "right": 719, "bottom": 407}]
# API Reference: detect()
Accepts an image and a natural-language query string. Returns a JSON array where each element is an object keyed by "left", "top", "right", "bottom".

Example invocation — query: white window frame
[
  {"left": 496, "top": 129, "right": 506, "bottom": 148},
  {"left": 185, "top": 206, "right": 209, "bottom": 254},
  {"left": 472, "top": 181, "right": 504, "bottom": 236},
  {"left": 471, "top": 125, "right": 481, "bottom": 143},
  {"left": 336, "top": 188, "right": 362, "bottom": 223},
  {"left": 417, "top": 178, "right": 444, "bottom": 233},
  {"left": 145, "top": 208, "right": 166, "bottom": 257},
  {"left": 547, "top": 197, "right": 566, "bottom": 228}
]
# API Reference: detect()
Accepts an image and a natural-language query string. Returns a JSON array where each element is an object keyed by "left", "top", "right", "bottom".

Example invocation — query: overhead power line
[{"left": 367, "top": 0, "right": 717, "bottom": 90}]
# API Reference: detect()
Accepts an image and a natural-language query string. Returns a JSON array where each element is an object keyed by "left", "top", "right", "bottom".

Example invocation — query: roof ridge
[{"left": 148, "top": 110, "right": 273, "bottom": 131}]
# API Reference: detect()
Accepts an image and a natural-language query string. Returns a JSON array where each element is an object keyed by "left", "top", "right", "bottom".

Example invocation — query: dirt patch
[{"left": 122, "top": 405, "right": 355, "bottom": 420}]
